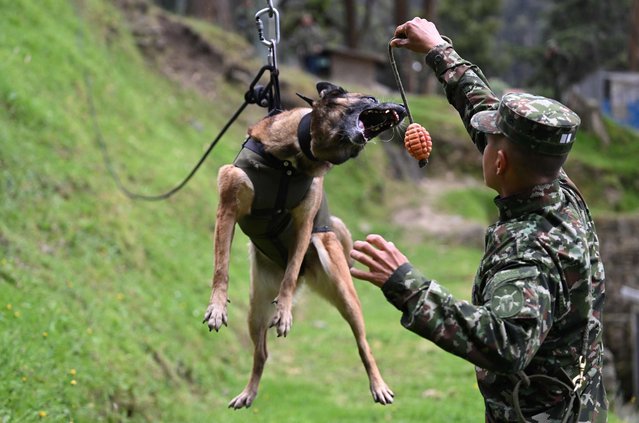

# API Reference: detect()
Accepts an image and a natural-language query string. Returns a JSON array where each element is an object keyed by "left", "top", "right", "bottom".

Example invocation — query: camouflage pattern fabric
[
  {"left": 470, "top": 93, "right": 581, "bottom": 156},
  {"left": 381, "top": 42, "right": 607, "bottom": 422}
]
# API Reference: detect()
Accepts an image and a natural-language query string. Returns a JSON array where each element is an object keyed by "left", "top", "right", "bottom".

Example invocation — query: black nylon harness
[{"left": 233, "top": 113, "right": 332, "bottom": 269}]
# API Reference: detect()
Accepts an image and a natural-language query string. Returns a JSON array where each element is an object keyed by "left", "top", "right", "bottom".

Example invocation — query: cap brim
[{"left": 470, "top": 110, "right": 502, "bottom": 134}]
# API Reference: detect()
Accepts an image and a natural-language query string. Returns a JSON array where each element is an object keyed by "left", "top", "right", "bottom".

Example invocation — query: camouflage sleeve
[
  {"left": 424, "top": 43, "right": 500, "bottom": 153},
  {"left": 383, "top": 263, "right": 554, "bottom": 373}
]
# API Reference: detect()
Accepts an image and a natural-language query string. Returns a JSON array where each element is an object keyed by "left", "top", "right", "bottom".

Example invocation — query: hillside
[{"left": 1, "top": 1, "right": 636, "bottom": 422}]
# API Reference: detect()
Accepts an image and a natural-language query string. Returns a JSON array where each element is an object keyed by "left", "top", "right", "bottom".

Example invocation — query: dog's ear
[
  {"left": 317, "top": 82, "right": 347, "bottom": 98},
  {"left": 296, "top": 92, "right": 315, "bottom": 107}
]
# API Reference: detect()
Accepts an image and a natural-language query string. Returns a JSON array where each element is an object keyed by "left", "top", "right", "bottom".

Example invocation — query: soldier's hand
[
  {"left": 391, "top": 17, "right": 446, "bottom": 53},
  {"left": 350, "top": 234, "right": 408, "bottom": 288}
]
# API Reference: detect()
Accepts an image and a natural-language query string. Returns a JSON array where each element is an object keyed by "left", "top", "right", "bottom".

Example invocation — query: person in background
[
  {"left": 350, "top": 17, "right": 607, "bottom": 422},
  {"left": 290, "top": 13, "right": 326, "bottom": 75}
]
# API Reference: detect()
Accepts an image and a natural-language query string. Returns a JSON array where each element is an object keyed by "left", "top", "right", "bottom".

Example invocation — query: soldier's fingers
[
  {"left": 365, "top": 234, "right": 390, "bottom": 248},
  {"left": 353, "top": 239, "right": 387, "bottom": 263},
  {"left": 365, "top": 235, "right": 409, "bottom": 266},
  {"left": 350, "top": 248, "right": 383, "bottom": 271},
  {"left": 349, "top": 266, "right": 372, "bottom": 281},
  {"left": 393, "top": 23, "right": 408, "bottom": 39},
  {"left": 350, "top": 266, "right": 386, "bottom": 287},
  {"left": 390, "top": 37, "right": 408, "bottom": 48}
]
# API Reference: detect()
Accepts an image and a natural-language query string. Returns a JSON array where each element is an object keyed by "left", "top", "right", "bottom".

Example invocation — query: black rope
[
  {"left": 84, "top": 72, "right": 249, "bottom": 201},
  {"left": 388, "top": 41, "right": 414, "bottom": 124},
  {"left": 73, "top": 0, "right": 279, "bottom": 201}
]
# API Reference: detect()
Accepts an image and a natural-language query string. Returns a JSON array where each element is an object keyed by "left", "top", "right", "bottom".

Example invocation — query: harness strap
[{"left": 243, "top": 138, "right": 287, "bottom": 169}]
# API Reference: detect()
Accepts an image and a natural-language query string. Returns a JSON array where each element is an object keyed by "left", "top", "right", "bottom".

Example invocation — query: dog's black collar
[{"left": 297, "top": 113, "right": 318, "bottom": 161}]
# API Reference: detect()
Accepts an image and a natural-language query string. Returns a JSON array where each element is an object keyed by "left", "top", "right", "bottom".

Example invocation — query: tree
[
  {"left": 437, "top": 0, "right": 503, "bottom": 77},
  {"left": 630, "top": 0, "right": 639, "bottom": 71},
  {"left": 343, "top": 0, "right": 376, "bottom": 49},
  {"left": 422, "top": 0, "right": 437, "bottom": 21},
  {"left": 529, "top": 0, "right": 632, "bottom": 98}
]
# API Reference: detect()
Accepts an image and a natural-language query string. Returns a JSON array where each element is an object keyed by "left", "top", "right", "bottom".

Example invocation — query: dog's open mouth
[{"left": 357, "top": 108, "right": 402, "bottom": 141}]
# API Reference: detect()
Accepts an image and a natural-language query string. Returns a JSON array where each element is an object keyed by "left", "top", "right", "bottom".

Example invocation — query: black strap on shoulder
[
  {"left": 243, "top": 138, "right": 287, "bottom": 169},
  {"left": 297, "top": 113, "right": 317, "bottom": 161}
]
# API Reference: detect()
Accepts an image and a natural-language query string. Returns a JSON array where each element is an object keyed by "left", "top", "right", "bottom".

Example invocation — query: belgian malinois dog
[{"left": 203, "top": 82, "right": 406, "bottom": 409}]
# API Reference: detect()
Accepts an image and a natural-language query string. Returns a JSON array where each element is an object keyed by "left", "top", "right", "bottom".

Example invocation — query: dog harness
[{"left": 233, "top": 117, "right": 332, "bottom": 269}]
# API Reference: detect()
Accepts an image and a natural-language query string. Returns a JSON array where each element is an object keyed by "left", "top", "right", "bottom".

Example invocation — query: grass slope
[
  {"left": 0, "top": 1, "right": 632, "bottom": 422},
  {"left": 0, "top": 1, "right": 484, "bottom": 421}
]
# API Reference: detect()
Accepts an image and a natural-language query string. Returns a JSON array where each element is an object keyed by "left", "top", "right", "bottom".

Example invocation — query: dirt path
[{"left": 391, "top": 174, "right": 487, "bottom": 247}]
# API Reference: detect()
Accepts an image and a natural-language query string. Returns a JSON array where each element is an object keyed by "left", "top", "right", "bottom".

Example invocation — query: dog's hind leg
[
  {"left": 307, "top": 223, "right": 394, "bottom": 405},
  {"left": 228, "top": 244, "right": 281, "bottom": 409}
]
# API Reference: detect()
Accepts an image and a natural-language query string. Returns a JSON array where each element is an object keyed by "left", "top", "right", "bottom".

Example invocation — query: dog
[{"left": 203, "top": 82, "right": 406, "bottom": 409}]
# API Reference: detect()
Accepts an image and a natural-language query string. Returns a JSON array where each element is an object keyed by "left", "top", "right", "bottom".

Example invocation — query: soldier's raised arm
[{"left": 392, "top": 18, "right": 500, "bottom": 153}]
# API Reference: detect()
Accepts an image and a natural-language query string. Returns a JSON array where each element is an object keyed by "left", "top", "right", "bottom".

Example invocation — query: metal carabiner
[
  {"left": 571, "top": 356, "right": 587, "bottom": 392},
  {"left": 265, "top": 0, "right": 275, "bottom": 13},
  {"left": 255, "top": 6, "right": 280, "bottom": 47}
]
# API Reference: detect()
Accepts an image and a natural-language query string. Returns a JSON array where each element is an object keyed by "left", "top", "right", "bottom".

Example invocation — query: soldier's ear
[
  {"left": 296, "top": 92, "right": 315, "bottom": 107},
  {"left": 317, "top": 82, "right": 347, "bottom": 98},
  {"left": 496, "top": 150, "right": 508, "bottom": 175}
]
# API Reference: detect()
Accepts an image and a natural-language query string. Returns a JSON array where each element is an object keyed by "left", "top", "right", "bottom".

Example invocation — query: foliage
[
  {"left": 437, "top": 0, "right": 504, "bottom": 76},
  {"left": 0, "top": 1, "right": 484, "bottom": 421},
  {"left": 528, "top": 0, "right": 632, "bottom": 95}
]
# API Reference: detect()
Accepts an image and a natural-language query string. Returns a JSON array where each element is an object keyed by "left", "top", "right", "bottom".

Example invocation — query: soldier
[{"left": 350, "top": 18, "right": 608, "bottom": 422}]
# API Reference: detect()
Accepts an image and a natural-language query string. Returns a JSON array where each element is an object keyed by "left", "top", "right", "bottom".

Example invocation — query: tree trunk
[
  {"left": 630, "top": 0, "right": 639, "bottom": 71},
  {"left": 187, "top": 0, "right": 215, "bottom": 21},
  {"left": 216, "top": 0, "right": 234, "bottom": 30},
  {"left": 394, "top": 0, "right": 414, "bottom": 92},
  {"left": 395, "top": 0, "right": 409, "bottom": 24},
  {"left": 344, "top": 0, "right": 358, "bottom": 49},
  {"left": 422, "top": 0, "right": 439, "bottom": 94},
  {"left": 422, "top": 0, "right": 437, "bottom": 21}
]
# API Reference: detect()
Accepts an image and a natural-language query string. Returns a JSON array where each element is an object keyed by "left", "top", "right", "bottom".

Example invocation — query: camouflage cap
[{"left": 470, "top": 93, "right": 581, "bottom": 156}]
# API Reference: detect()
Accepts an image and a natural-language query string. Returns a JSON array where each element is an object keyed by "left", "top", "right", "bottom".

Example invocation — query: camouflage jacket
[{"left": 382, "top": 43, "right": 607, "bottom": 422}]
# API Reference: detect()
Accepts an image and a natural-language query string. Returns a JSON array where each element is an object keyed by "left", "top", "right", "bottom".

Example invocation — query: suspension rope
[{"left": 72, "top": 0, "right": 282, "bottom": 201}]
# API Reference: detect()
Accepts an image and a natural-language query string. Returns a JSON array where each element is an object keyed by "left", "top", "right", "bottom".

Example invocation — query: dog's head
[{"left": 302, "top": 82, "right": 407, "bottom": 165}]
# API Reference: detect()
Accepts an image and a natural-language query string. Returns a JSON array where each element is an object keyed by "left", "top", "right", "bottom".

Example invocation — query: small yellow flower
[
  {"left": 14, "top": 311, "right": 21, "bottom": 318},
  {"left": 22, "top": 376, "right": 27, "bottom": 382},
  {"left": 116, "top": 293, "right": 124, "bottom": 301},
  {"left": 38, "top": 410, "right": 47, "bottom": 417},
  {"left": 6, "top": 304, "right": 12, "bottom": 310},
  {"left": 70, "top": 379, "right": 77, "bottom": 386},
  {"left": 42, "top": 332, "right": 48, "bottom": 338},
  {"left": 86, "top": 327, "right": 93, "bottom": 335},
  {"left": 66, "top": 281, "right": 73, "bottom": 288},
  {"left": 69, "top": 369, "right": 76, "bottom": 376}
]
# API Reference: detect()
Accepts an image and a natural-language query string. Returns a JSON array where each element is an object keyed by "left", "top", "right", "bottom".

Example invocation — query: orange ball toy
[{"left": 404, "top": 123, "right": 432, "bottom": 167}]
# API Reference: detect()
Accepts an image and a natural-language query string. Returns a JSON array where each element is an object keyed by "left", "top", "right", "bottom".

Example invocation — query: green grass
[
  {"left": 0, "top": 1, "right": 633, "bottom": 422},
  {"left": 437, "top": 186, "right": 497, "bottom": 225}
]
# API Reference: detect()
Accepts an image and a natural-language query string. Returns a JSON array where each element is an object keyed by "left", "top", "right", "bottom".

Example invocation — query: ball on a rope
[{"left": 404, "top": 123, "right": 432, "bottom": 167}]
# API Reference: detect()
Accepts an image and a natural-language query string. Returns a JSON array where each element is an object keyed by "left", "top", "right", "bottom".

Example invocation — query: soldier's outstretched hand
[{"left": 350, "top": 234, "right": 409, "bottom": 288}]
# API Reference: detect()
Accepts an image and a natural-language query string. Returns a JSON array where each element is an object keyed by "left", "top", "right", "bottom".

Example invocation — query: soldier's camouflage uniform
[{"left": 381, "top": 42, "right": 608, "bottom": 422}]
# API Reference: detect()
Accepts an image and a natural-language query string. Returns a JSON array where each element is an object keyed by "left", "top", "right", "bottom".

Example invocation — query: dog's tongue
[{"left": 358, "top": 120, "right": 365, "bottom": 131}]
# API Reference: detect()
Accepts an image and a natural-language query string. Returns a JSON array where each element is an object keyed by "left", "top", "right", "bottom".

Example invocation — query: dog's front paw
[
  {"left": 228, "top": 387, "right": 257, "bottom": 409},
  {"left": 371, "top": 381, "right": 395, "bottom": 405},
  {"left": 269, "top": 298, "right": 293, "bottom": 337},
  {"left": 202, "top": 301, "right": 228, "bottom": 332}
]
